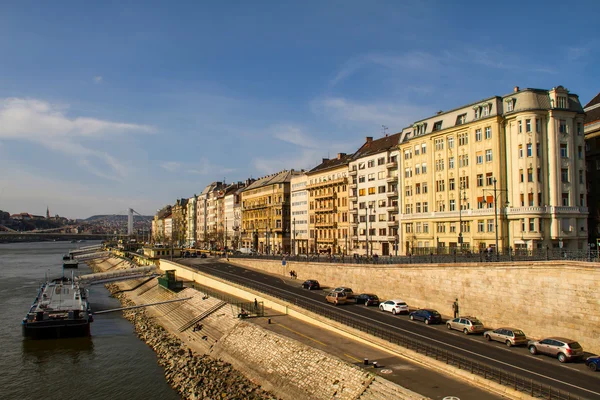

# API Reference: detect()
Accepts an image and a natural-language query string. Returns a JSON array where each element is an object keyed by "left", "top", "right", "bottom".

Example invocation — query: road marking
[
  {"left": 344, "top": 353, "right": 363, "bottom": 363},
  {"left": 273, "top": 322, "right": 327, "bottom": 346},
  {"left": 200, "top": 263, "right": 600, "bottom": 398}
]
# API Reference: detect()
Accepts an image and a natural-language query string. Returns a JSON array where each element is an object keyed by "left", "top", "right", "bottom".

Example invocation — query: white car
[{"left": 379, "top": 299, "right": 409, "bottom": 315}]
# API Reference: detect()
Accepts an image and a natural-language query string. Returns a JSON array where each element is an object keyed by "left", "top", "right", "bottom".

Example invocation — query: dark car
[
  {"left": 190, "top": 252, "right": 198, "bottom": 258},
  {"left": 183, "top": 251, "right": 191, "bottom": 258},
  {"left": 586, "top": 356, "right": 600, "bottom": 371},
  {"left": 200, "top": 253, "right": 207, "bottom": 258},
  {"left": 302, "top": 280, "right": 320, "bottom": 290},
  {"left": 409, "top": 309, "right": 442, "bottom": 325},
  {"left": 355, "top": 293, "right": 380, "bottom": 306}
]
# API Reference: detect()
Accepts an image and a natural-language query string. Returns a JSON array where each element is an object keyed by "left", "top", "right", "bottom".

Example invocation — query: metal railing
[{"left": 190, "top": 272, "right": 581, "bottom": 400}]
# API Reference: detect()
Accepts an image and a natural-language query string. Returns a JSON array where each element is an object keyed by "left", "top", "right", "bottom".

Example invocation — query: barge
[
  {"left": 62, "top": 253, "right": 79, "bottom": 269},
  {"left": 22, "top": 276, "right": 93, "bottom": 339}
]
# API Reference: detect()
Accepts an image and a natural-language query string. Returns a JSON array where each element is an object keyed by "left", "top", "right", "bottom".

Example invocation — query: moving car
[
  {"left": 333, "top": 287, "right": 354, "bottom": 299},
  {"left": 355, "top": 293, "right": 380, "bottom": 306},
  {"left": 408, "top": 309, "right": 442, "bottom": 325},
  {"left": 585, "top": 356, "right": 600, "bottom": 371},
  {"left": 528, "top": 337, "right": 584, "bottom": 363},
  {"left": 379, "top": 299, "right": 409, "bottom": 315},
  {"left": 446, "top": 316, "right": 485, "bottom": 334},
  {"left": 483, "top": 327, "right": 527, "bottom": 347},
  {"left": 301, "top": 280, "right": 320, "bottom": 290},
  {"left": 325, "top": 291, "right": 347, "bottom": 305}
]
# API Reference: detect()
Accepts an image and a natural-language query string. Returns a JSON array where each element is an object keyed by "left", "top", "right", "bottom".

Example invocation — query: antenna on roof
[{"left": 382, "top": 125, "right": 388, "bottom": 137}]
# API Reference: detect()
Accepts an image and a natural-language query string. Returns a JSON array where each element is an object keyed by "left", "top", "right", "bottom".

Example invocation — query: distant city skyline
[{"left": 0, "top": 1, "right": 598, "bottom": 219}]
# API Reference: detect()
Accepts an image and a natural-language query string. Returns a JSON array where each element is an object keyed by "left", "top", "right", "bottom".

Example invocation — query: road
[{"left": 180, "top": 257, "right": 600, "bottom": 400}]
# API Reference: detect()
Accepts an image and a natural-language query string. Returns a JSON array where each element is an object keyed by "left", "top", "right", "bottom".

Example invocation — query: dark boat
[
  {"left": 22, "top": 276, "right": 93, "bottom": 339},
  {"left": 62, "top": 253, "right": 79, "bottom": 269}
]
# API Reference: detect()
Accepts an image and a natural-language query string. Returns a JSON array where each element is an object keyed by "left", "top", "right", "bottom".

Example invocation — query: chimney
[
  {"left": 366, "top": 136, "right": 373, "bottom": 143},
  {"left": 322, "top": 158, "right": 329, "bottom": 163},
  {"left": 436, "top": 110, "right": 443, "bottom": 115},
  {"left": 514, "top": 86, "right": 519, "bottom": 93},
  {"left": 337, "top": 152, "right": 346, "bottom": 159}
]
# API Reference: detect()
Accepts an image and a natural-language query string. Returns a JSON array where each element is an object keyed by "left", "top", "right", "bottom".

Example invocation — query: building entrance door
[{"left": 382, "top": 242, "right": 389, "bottom": 256}]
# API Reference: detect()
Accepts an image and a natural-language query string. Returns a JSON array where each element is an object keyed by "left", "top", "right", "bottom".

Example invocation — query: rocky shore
[{"left": 105, "top": 283, "right": 279, "bottom": 400}]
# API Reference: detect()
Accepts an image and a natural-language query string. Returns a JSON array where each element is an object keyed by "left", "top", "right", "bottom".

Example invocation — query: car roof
[
  {"left": 547, "top": 337, "right": 576, "bottom": 342},
  {"left": 497, "top": 327, "right": 521, "bottom": 331},
  {"left": 388, "top": 299, "right": 406, "bottom": 303},
  {"left": 360, "top": 293, "right": 377, "bottom": 296}
]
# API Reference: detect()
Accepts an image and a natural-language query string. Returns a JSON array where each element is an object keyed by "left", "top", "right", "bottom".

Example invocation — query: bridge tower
[{"left": 128, "top": 208, "right": 134, "bottom": 236}]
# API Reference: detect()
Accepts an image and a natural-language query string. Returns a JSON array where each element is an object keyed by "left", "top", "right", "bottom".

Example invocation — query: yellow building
[
  {"left": 398, "top": 86, "right": 587, "bottom": 254},
  {"left": 306, "top": 153, "right": 352, "bottom": 254},
  {"left": 240, "top": 170, "right": 303, "bottom": 254}
]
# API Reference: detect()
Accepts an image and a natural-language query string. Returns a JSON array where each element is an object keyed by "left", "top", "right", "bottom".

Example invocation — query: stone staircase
[{"left": 358, "top": 376, "right": 428, "bottom": 400}]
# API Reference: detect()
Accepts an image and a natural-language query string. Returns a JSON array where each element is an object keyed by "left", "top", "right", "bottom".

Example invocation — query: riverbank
[{"left": 88, "top": 256, "right": 426, "bottom": 400}]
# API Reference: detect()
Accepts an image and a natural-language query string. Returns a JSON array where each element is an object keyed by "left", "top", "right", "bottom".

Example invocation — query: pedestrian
[
  {"left": 452, "top": 298, "right": 459, "bottom": 318},
  {"left": 254, "top": 298, "right": 258, "bottom": 310}
]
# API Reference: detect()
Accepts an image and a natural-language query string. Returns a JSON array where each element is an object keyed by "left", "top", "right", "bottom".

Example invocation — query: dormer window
[
  {"left": 433, "top": 121, "right": 443, "bottom": 131},
  {"left": 505, "top": 98, "right": 515, "bottom": 112},
  {"left": 474, "top": 103, "right": 492, "bottom": 119},
  {"left": 455, "top": 114, "right": 467, "bottom": 125},
  {"left": 557, "top": 96, "right": 568, "bottom": 109},
  {"left": 413, "top": 122, "right": 428, "bottom": 136},
  {"left": 482, "top": 104, "right": 490, "bottom": 116}
]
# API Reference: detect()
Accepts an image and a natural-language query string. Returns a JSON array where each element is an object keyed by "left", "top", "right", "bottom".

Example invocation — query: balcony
[
  {"left": 243, "top": 203, "right": 268, "bottom": 210},
  {"left": 387, "top": 235, "right": 399, "bottom": 242},
  {"left": 386, "top": 161, "right": 398, "bottom": 169},
  {"left": 349, "top": 169, "right": 358, "bottom": 176},
  {"left": 386, "top": 205, "right": 399, "bottom": 212},
  {"left": 315, "top": 205, "right": 336, "bottom": 213},
  {"left": 349, "top": 182, "right": 357, "bottom": 189},
  {"left": 315, "top": 221, "right": 337, "bottom": 228},
  {"left": 386, "top": 190, "right": 398, "bottom": 198},
  {"left": 349, "top": 208, "right": 358, "bottom": 214},
  {"left": 307, "top": 176, "right": 348, "bottom": 189},
  {"left": 386, "top": 175, "right": 398, "bottom": 183},
  {"left": 387, "top": 220, "right": 398, "bottom": 227},
  {"left": 318, "top": 238, "right": 335, "bottom": 243},
  {"left": 349, "top": 195, "right": 357, "bottom": 201},
  {"left": 314, "top": 192, "right": 335, "bottom": 200}
]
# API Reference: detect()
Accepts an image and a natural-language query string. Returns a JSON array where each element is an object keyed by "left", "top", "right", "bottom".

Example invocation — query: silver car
[
  {"left": 333, "top": 287, "right": 354, "bottom": 299},
  {"left": 484, "top": 327, "right": 528, "bottom": 347},
  {"left": 446, "top": 316, "right": 485, "bottom": 335},
  {"left": 528, "top": 337, "right": 584, "bottom": 363}
]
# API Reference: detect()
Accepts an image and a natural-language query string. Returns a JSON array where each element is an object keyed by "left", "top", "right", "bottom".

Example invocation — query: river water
[{"left": 0, "top": 241, "right": 179, "bottom": 400}]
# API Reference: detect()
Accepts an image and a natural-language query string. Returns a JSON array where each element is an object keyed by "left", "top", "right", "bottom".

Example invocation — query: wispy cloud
[
  {"left": 0, "top": 98, "right": 155, "bottom": 180},
  {"left": 271, "top": 124, "right": 319, "bottom": 149},
  {"left": 93, "top": 75, "right": 103, "bottom": 84},
  {"left": 160, "top": 161, "right": 182, "bottom": 172}
]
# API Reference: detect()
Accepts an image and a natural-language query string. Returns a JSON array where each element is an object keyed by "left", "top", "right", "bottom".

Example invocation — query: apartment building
[
  {"left": 306, "top": 153, "right": 352, "bottom": 254},
  {"left": 171, "top": 198, "right": 188, "bottom": 246},
  {"left": 240, "top": 170, "right": 302, "bottom": 254},
  {"left": 584, "top": 91, "right": 600, "bottom": 245},
  {"left": 349, "top": 135, "right": 400, "bottom": 256},
  {"left": 185, "top": 195, "right": 197, "bottom": 247},
  {"left": 196, "top": 182, "right": 224, "bottom": 249},
  {"left": 398, "top": 85, "right": 587, "bottom": 254},
  {"left": 222, "top": 182, "right": 246, "bottom": 250},
  {"left": 290, "top": 173, "right": 309, "bottom": 255}
]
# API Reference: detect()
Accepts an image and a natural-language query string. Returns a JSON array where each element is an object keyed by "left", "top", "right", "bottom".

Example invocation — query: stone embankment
[{"left": 105, "top": 283, "right": 279, "bottom": 400}]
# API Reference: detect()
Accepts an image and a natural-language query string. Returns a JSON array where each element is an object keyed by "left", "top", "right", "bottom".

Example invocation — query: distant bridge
[{"left": 0, "top": 232, "right": 128, "bottom": 243}]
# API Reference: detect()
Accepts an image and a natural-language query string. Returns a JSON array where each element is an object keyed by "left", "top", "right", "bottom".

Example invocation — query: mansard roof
[{"left": 351, "top": 133, "right": 401, "bottom": 160}]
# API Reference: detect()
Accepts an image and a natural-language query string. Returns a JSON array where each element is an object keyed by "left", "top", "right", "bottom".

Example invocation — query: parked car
[
  {"left": 379, "top": 299, "right": 409, "bottom": 315},
  {"left": 333, "top": 287, "right": 354, "bottom": 299},
  {"left": 528, "top": 337, "right": 584, "bottom": 363},
  {"left": 355, "top": 293, "right": 380, "bottom": 306},
  {"left": 301, "top": 280, "right": 320, "bottom": 290},
  {"left": 200, "top": 253, "right": 207, "bottom": 258},
  {"left": 446, "top": 316, "right": 485, "bottom": 334},
  {"left": 326, "top": 291, "right": 347, "bottom": 305},
  {"left": 409, "top": 309, "right": 442, "bottom": 325},
  {"left": 585, "top": 356, "right": 600, "bottom": 371},
  {"left": 190, "top": 252, "right": 198, "bottom": 258},
  {"left": 183, "top": 251, "right": 191, "bottom": 258},
  {"left": 484, "top": 328, "right": 528, "bottom": 347}
]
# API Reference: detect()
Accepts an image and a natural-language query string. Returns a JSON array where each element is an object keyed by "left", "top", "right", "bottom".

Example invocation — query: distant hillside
[{"left": 84, "top": 214, "right": 153, "bottom": 223}]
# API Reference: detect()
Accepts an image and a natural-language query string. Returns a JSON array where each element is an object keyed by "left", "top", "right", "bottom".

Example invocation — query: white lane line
[{"left": 199, "top": 264, "right": 600, "bottom": 397}]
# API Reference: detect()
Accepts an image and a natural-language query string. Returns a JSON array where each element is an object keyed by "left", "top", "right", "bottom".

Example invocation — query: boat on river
[
  {"left": 22, "top": 276, "right": 93, "bottom": 339},
  {"left": 62, "top": 253, "right": 79, "bottom": 269}
]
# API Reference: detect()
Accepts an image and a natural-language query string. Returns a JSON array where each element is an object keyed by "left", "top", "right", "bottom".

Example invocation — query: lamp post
[
  {"left": 482, "top": 177, "right": 509, "bottom": 260},
  {"left": 292, "top": 218, "right": 296, "bottom": 256},
  {"left": 224, "top": 217, "right": 227, "bottom": 251},
  {"left": 458, "top": 183, "right": 464, "bottom": 248},
  {"left": 365, "top": 206, "right": 369, "bottom": 257}
]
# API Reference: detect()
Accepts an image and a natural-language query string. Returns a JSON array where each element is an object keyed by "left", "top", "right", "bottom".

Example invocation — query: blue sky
[{"left": 0, "top": 1, "right": 598, "bottom": 218}]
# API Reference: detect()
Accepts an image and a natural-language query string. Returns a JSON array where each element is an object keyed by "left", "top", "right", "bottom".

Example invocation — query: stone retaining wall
[{"left": 231, "top": 258, "right": 600, "bottom": 354}]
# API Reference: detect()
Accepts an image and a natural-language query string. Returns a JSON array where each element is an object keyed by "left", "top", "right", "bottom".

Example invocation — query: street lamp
[
  {"left": 482, "top": 177, "right": 509, "bottom": 260},
  {"left": 292, "top": 218, "right": 296, "bottom": 256},
  {"left": 458, "top": 183, "right": 466, "bottom": 249},
  {"left": 224, "top": 217, "right": 228, "bottom": 251}
]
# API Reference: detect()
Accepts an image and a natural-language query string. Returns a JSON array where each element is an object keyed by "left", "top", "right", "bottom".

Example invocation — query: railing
[{"left": 193, "top": 263, "right": 580, "bottom": 400}]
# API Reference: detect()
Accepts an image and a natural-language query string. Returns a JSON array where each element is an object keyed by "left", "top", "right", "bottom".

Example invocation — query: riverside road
[{"left": 179, "top": 257, "right": 600, "bottom": 400}]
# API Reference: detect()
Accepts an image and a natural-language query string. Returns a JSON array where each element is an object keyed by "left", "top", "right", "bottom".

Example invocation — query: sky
[{"left": 0, "top": 1, "right": 598, "bottom": 219}]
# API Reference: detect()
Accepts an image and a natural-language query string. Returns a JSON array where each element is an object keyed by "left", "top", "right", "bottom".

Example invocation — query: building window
[
  {"left": 487, "top": 219, "right": 494, "bottom": 232},
  {"left": 538, "top": 192, "right": 542, "bottom": 206},
  {"left": 405, "top": 186, "right": 412, "bottom": 196},
  {"left": 423, "top": 182, "right": 428, "bottom": 193},
  {"left": 536, "top": 118, "right": 541, "bottom": 133},
  {"left": 437, "top": 222, "right": 446, "bottom": 233},
  {"left": 378, "top": 157, "right": 385, "bottom": 165},
  {"left": 415, "top": 164, "right": 421, "bottom": 175},
  {"left": 559, "top": 120, "right": 568, "bottom": 134},
  {"left": 449, "top": 199, "right": 456, "bottom": 211},
  {"left": 359, "top": 175, "right": 365, "bottom": 183},
  {"left": 416, "top": 203, "right": 421, "bottom": 213},
  {"left": 433, "top": 121, "right": 443, "bottom": 131},
  {"left": 459, "top": 176, "right": 469, "bottom": 189},
  {"left": 506, "top": 100, "right": 514, "bottom": 112},
  {"left": 475, "top": 129, "right": 482, "bottom": 141},
  {"left": 486, "top": 173, "right": 493, "bottom": 186},
  {"left": 528, "top": 193, "right": 534, "bottom": 206},
  {"left": 519, "top": 169, "right": 524, "bottom": 182},
  {"left": 422, "top": 163, "right": 427, "bottom": 173},
  {"left": 456, "top": 114, "right": 467, "bottom": 125},
  {"left": 368, "top": 160, "right": 375, "bottom": 168},
  {"left": 422, "top": 143, "right": 427, "bottom": 154},
  {"left": 476, "top": 153, "right": 483, "bottom": 164},
  {"left": 423, "top": 202, "right": 429, "bottom": 213},
  {"left": 404, "top": 168, "right": 412, "bottom": 178},
  {"left": 526, "top": 119, "right": 531, "bottom": 132},
  {"left": 577, "top": 122, "right": 583, "bottom": 136},
  {"left": 527, "top": 143, "right": 532, "bottom": 157},
  {"left": 562, "top": 193, "right": 569, "bottom": 206},
  {"left": 485, "top": 127, "right": 492, "bottom": 139},
  {"left": 528, "top": 168, "right": 533, "bottom": 182},
  {"left": 368, "top": 187, "right": 376, "bottom": 195},
  {"left": 560, "top": 144, "right": 568, "bottom": 158},
  {"left": 477, "top": 174, "right": 483, "bottom": 187},
  {"left": 437, "top": 201, "right": 446, "bottom": 212},
  {"left": 448, "top": 157, "right": 455, "bottom": 169},
  {"left": 518, "top": 144, "right": 523, "bottom": 158},
  {"left": 368, "top": 173, "right": 375, "bottom": 181},
  {"left": 561, "top": 168, "right": 569, "bottom": 183},
  {"left": 579, "top": 170, "right": 584, "bottom": 184},
  {"left": 359, "top": 188, "right": 366, "bottom": 196},
  {"left": 485, "top": 149, "right": 492, "bottom": 162},
  {"left": 404, "top": 150, "right": 412, "bottom": 160},
  {"left": 436, "top": 180, "right": 446, "bottom": 192},
  {"left": 518, "top": 120, "right": 523, "bottom": 133},
  {"left": 449, "top": 223, "right": 456, "bottom": 233},
  {"left": 536, "top": 143, "right": 541, "bottom": 157},
  {"left": 448, "top": 136, "right": 455, "bottom": 148},
  {"left": 415, "top": 183, "right": 420, "bottom": 194},
  {"left": 435, "top": 159, "right": 445, "bottom": 172},
  {"left": 580, "top": 194, "right": 585, "bottom": 206},
  {"left": 435, "top": 138, "right": 444, "bottom": 151},
  {"left": 477, "top": 220, "right": 484, "bottom": 233},
  {"left": 458, "top": 132, "right": 469, "bottom": 146},
  {"left": 578, "top": 146, "right": 583, "bottom": 159},
  {"left": 537, "top": 168, "right": 542, "bottom": 182},
  {"left": 449, "top": 178, "right": 455, "bottom": 191},
  {"left": 557, "top": 96, "right": 567, "bottom": 109},
  {"left": 520, "top": 194, "right": 524, "bottom": 206},
  {"left": 529, "top": 218, "right": 535, "bottom": 231},
  {"left": 459, "top": 154, "right": 469, "bottom": 167}
]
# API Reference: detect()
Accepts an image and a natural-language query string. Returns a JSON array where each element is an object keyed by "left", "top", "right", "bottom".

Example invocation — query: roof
[
  {"left": 351, "top": 133, "right": 401, "bottom": 160},
  {"left": 584, "top": 92, "right": 600, "bottom": 109},
  {"left": 242, "top": 170, "right": 302, "bottom": 191},
  {"left": 585, "top": 92, "right": 600, "bottom": 126},
  {"left": 307, "top": 153, "right": 353, "bottom": 175}
]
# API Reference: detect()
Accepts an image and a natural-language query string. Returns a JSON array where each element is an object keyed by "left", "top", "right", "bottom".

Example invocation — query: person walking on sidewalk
[{"left": 452, "top": 298, "right": 459, "bottom": 318}]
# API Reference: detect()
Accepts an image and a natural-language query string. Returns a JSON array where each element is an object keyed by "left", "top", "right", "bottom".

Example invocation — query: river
[{"left": 0, "top": 241, "right": 179, "bottom": 400}]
